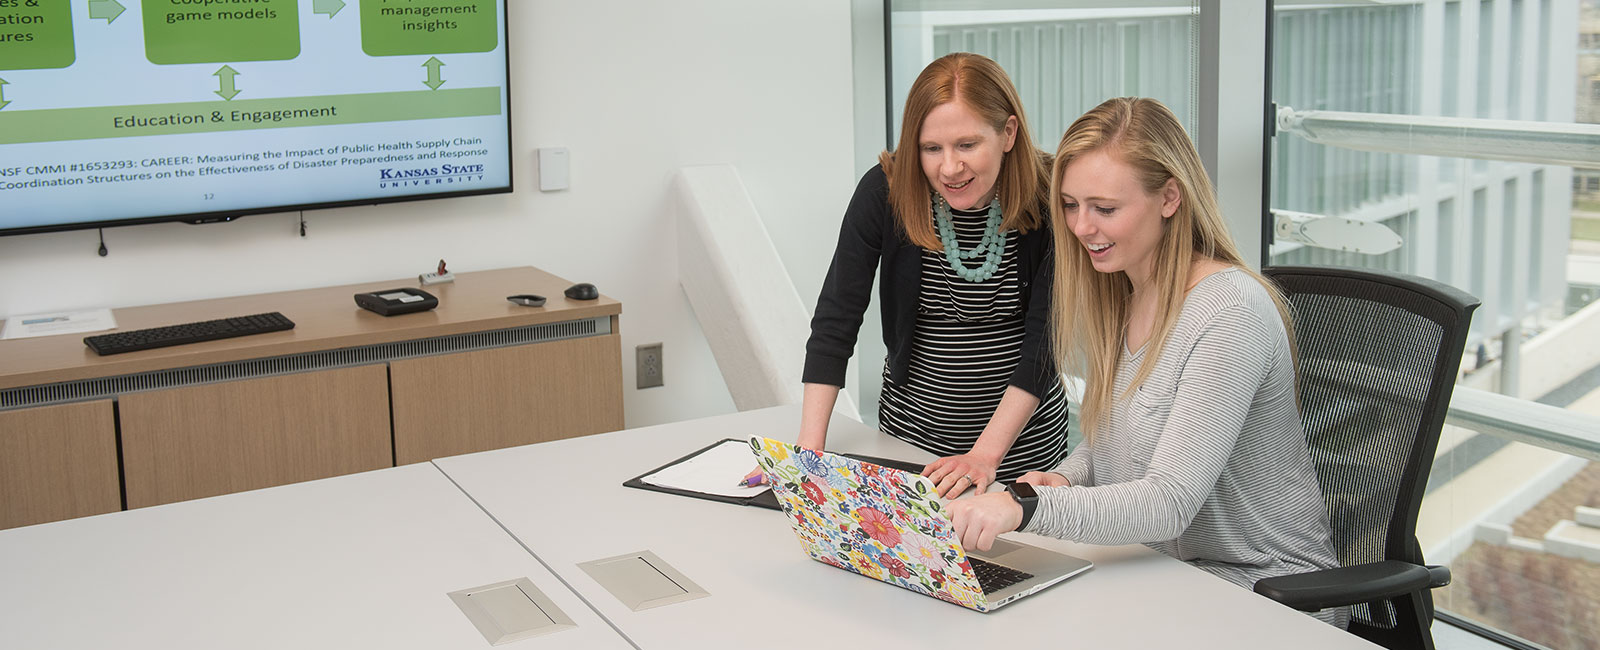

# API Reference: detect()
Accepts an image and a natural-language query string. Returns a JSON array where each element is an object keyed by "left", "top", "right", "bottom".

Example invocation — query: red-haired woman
[{"left": 753, "top": 53, "right": 1071, "bottom": 498}]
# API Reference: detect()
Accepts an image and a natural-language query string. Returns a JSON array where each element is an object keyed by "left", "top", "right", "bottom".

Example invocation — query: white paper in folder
[{"left": 640, "top": 439, "right": 770, "bottom": 499}]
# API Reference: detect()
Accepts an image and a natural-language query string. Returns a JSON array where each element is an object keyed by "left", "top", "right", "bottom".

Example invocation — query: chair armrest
[
  {"left": 1427, "top": 564, "right": 1451, "bottom": 588},
  {"left": 1253, "top": 560, "right": 1442, "bottom": 611}
]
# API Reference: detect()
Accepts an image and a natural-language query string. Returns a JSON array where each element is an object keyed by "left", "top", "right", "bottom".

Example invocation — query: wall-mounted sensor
[{"left": 538, "top": 147, "right": 570, "bottom": 191}]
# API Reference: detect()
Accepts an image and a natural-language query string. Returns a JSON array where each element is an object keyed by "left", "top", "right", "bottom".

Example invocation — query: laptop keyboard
[{"left": 969, "top": 557, "right": 1034, "bottom": 594}]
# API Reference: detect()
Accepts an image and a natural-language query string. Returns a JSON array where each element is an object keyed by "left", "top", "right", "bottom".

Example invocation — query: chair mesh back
[
  {"left": 1289, "top": 290, "right": 1444, "bottom": 628},
  {"left": 1268, "top": 266, "right": 1478, "bottom": 647}
]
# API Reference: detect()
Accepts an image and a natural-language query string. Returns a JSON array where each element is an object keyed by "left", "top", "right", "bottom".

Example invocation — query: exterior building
[{"left": 1577, "top": 0, "right": 1599, "bottom": 198}]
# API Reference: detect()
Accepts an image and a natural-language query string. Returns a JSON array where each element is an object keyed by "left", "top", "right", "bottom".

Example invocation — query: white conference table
[
  {"left": 0, "top": 463, "right": 629, "bottom": 650},
  {"left": 434, "top": 404, "right": 1378, "bottom": 649}
]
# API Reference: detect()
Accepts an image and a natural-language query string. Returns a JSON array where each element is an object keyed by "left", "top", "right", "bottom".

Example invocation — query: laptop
[{"left": 748, "top": 436, "right": 1092, "bottom": 612}]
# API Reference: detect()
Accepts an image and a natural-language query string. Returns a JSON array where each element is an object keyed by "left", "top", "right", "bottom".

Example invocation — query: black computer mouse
[{"left": 564, "top": 282, "right": 599, "bottom": 300}]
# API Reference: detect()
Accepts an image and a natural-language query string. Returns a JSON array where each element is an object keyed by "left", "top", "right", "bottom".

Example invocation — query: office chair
[{"left": 1253, "top": 265, "right": 1479, "bottom": 650}]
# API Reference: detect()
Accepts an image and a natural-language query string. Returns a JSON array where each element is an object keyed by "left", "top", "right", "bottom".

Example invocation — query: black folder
[{"left": 621, "top": 437, "right": 925, "bottom": 511}]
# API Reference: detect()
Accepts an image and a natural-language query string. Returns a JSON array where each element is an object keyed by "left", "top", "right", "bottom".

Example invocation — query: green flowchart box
[
  {"left": 361, "top": 0, "right": 498, "bottom": 56},
  {"left": 0, "top": 1, "right": 75, "bottom": 70},
  {"left": 143, "top": 0, "right": 300, "bottom": 64}
]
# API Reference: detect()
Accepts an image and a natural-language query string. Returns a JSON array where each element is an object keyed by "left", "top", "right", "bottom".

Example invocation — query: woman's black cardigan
[{"left": 801, "top": 165, "right": 1057, "bottom": 399}]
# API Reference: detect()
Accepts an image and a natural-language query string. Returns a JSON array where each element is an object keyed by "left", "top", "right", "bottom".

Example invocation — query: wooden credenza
[{"left": 0, "top": 267, "right": 623, "bottom": 530}]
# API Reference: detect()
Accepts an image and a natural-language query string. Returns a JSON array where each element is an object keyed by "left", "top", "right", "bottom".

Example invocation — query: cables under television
[
  {"left": 298, "top": 212, "right": 307, "bottom": 237},
  {"left": 97, "top": 229, "right": 108, "bottom": 257}
]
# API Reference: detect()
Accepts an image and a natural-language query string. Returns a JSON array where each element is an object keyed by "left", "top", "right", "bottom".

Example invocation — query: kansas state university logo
[{"left": 379, "top": 164, "right": 488, "bottom": 189}]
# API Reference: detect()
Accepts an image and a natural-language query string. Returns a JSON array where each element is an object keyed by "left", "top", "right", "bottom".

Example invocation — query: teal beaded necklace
[{"left": 933, "top": 193, "right": 1006, "bottom": 282}]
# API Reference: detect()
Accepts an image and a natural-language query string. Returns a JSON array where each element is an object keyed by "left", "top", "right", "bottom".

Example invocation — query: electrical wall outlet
[{"left": 636, "top": 343, "right": 663, "bottom": 389}]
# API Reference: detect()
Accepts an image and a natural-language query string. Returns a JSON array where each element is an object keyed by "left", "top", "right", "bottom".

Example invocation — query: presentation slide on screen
[{"left": 0, "top": 0, "right": 510, "bottom": 230}]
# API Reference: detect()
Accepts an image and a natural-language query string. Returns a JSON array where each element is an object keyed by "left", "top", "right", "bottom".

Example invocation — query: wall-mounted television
[{"left": 0, "top": 0, "right": 512, "bottom": 237}]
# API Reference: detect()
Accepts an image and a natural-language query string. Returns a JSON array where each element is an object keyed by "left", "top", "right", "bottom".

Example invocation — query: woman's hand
[
  {"left": 921, "top": 386, "right": 1040, "bottom": 498},
  {"left": 924, "top": 452, "right": 1001, "bottom": 497},
  {"left": 740, "top": 466, "right": 766, "bottom": 487},
  {"left": 1016, "top": 471, "right": 1070, "bottom": 487},
  {"left": 946, "top": 492, "right": 1022, "bottom": 552}
]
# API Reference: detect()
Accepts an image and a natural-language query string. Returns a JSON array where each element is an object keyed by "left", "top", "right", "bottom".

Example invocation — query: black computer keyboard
[
  {"left": 970, "top": 557, "right": 1035, "bottom": 594},
  {"left": 83, "top": 312, "right": 296, "bottom": 355}
]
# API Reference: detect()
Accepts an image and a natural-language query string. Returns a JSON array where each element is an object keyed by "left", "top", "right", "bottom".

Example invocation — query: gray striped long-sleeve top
[{"left": 1025, "top": 268, "right": 1346, "bottom": 626}]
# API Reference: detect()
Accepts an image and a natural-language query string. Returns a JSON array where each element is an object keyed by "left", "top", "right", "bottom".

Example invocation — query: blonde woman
[
  {"left": 947, "top": 97, "right": 1345, "bottom": 626},
  {"left": 748, "top": 53, "right": 1071, "bottom": 497}
]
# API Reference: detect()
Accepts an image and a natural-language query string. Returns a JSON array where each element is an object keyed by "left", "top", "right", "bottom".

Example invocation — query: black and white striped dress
[{"left": 876, "top": 204, "right": 1071, "bottom": 481}]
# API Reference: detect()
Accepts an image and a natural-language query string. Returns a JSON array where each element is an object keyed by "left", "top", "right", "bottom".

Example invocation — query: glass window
[
  {"left": 889, "top": 1, "right": 1200, "bottom": 153},
  {"left": 1267, "top": 1, "right": 1598, "bottom": 647}
]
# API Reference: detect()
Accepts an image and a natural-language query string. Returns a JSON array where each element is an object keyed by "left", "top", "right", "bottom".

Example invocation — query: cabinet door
[
  {"left": 390, "top": 334, "right": 624, "bottom": 464},
  {"left": 120, "top": 365, "right": 392, "bottom": 509},
  {"left": 0, "top": 400, "right": 120, "bottom": 530}
]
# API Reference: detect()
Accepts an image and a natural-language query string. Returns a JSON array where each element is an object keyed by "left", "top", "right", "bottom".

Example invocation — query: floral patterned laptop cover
[{"left": 748, "top": 436, "right": 991, "bottom": 611}]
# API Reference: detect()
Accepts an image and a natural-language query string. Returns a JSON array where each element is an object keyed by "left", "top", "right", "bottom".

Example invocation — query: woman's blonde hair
[
  {"left": 879, "top": 52, "right": 1050, "bottom": 250},
  {"left": 1048, "top": 97, "right": 1295, "bottom": 437}
]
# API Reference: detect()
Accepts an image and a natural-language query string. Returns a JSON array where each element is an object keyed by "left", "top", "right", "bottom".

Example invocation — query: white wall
[{"left": 0, "top": 0, "right": 860, "bottom": 430}]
